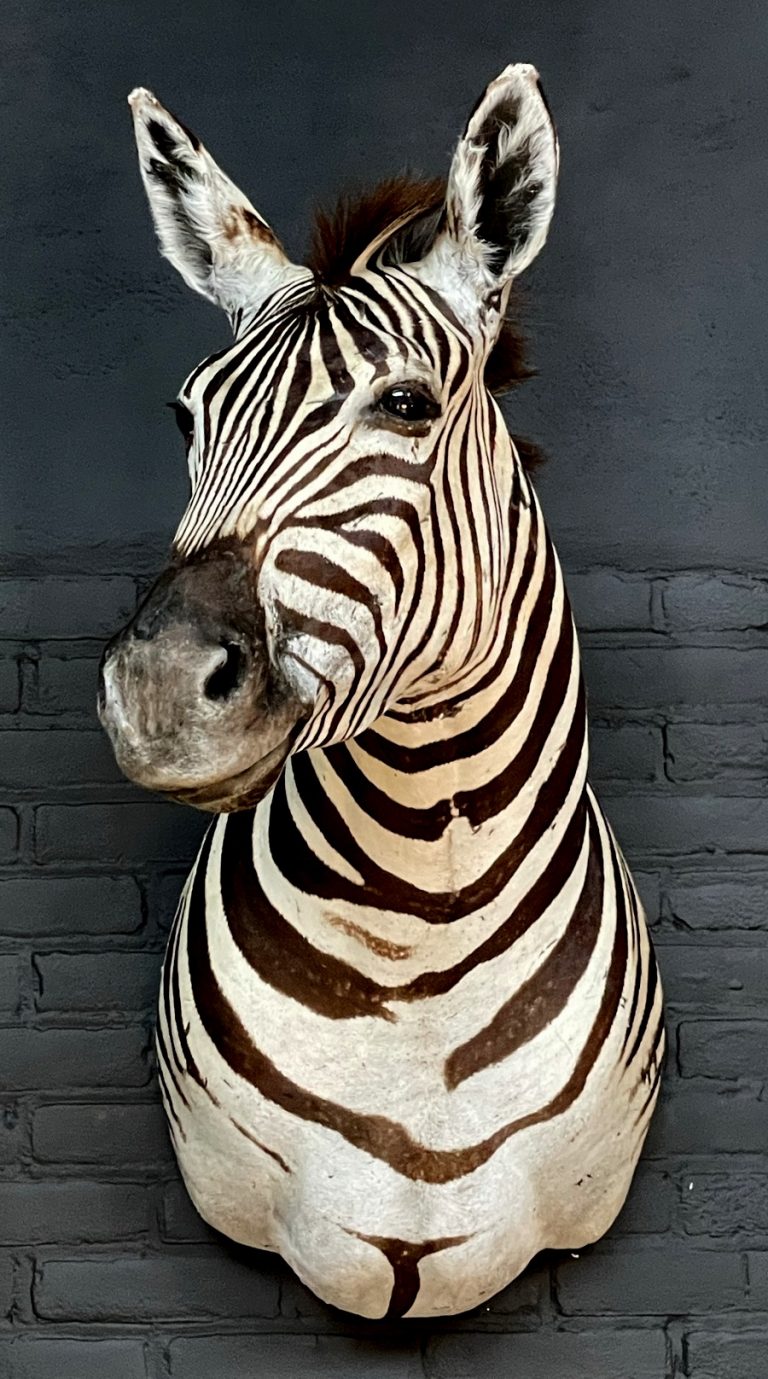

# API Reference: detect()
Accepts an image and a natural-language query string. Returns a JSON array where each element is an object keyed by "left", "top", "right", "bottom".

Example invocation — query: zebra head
[{"left": 100, "top": 65, "right": 559, "bottom": 810}]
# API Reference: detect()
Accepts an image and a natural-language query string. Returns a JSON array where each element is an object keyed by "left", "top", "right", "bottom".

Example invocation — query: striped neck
[{"left": 254, "top": 485, "right": 588, "bottom": 951}]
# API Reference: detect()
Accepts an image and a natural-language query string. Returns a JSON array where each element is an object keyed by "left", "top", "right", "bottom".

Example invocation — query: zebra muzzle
[{"left": 97, "top": 544, "right": 306, "bottom": 810}]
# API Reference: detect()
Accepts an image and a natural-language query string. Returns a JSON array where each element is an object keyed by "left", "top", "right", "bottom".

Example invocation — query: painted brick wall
[{"left": 1, "top": 0, "right": 765, "bottom": 1376}]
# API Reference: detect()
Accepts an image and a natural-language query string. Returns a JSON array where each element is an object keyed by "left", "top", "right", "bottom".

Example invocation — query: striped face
[
  {"left": 100, "top": 66, "right": 559, "bottom": 808},
  {"left": 171, "top": 267, "right": 513, "bottom": 752}
]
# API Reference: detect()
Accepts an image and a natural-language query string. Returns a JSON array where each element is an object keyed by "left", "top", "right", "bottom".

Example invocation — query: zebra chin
[
  {"left": 99, "top": 685, "right": 305, "bottom": 813},
  {"left": 99, "top": 672, "right": 305, "bottom": 813},
  {"left": 155, "top": 729, "right": 302, "bottom": 812}
]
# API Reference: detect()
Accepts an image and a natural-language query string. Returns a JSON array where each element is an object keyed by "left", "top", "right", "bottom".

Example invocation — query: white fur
[
  {"left": 128, "top": 88, "right": 308, "bottom": 324},
  {"left": 411, "top": 64, "right": 559, "bottom": 330}
]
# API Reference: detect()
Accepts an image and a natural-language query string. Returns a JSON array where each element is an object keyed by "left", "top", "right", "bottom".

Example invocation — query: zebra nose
[
  {"left": 98, "top": 626, "right": 256, "bottom": 737},
  {"left": 98, "top": 542, "right": 306, "bottom": 808},
  {"left": 203, "top": 641, "right": 245, "bottom": 703}
]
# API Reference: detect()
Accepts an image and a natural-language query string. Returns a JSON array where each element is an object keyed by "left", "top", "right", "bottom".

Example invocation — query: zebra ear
[
  {"left": 412, "top": 65, "right": 559, "bottom": 318},
  {"left": 128, "top": 89, "right": 305, "bottom": 324}
]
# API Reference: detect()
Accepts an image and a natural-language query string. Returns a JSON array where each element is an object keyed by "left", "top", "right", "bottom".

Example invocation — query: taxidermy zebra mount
[{"left": 99, "top": 64, "right": 664, "bottom": 1318}]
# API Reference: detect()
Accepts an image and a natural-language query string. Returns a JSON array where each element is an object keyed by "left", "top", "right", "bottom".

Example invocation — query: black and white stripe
[{"left": 120, "top": 66, "right": 664, "bottom": 1318}]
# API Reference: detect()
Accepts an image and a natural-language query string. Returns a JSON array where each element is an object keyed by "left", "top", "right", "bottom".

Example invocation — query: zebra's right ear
[
  {"left": 409, "top": 64, "right": 559, "bottom": 325},
  {"left": 128, "top": 89, "right": 306, "bottom": 326}
]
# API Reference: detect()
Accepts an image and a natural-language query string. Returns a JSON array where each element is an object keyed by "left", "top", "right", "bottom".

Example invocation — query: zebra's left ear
[
  {"left": 412, "top": 64, "right": 559, "bottom": 321},
  {"left": 128, "top": 89, "right": 306, "bottom": 326}
]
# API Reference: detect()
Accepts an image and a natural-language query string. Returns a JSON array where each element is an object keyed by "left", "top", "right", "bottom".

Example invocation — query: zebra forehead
[
  {"left": 304, "top": 176, "right": 535, "bottom": 397},
  {"left": 182, "top": 283, "right": 441, "bottom": 405}
]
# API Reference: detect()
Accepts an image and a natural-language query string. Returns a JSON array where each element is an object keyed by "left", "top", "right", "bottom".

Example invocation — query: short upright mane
[
  {"left": 306, "top": 175, "right": 544, "bottom": 470},
  {"left": 308, "top": 175, "right": 446, "bottom": 285}
]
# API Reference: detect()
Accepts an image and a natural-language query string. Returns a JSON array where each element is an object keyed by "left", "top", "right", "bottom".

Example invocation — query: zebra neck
[{"left": 244, "top": 516, "right": 588, "bottom": 967}]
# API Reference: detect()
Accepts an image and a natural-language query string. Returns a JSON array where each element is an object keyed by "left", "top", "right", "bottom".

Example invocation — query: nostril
[{"left": 204, "top": 642, "right": 245, "bottom": 703}]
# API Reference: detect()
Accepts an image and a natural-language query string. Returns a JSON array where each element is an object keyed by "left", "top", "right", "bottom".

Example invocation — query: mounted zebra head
[{"left": 100, "top": 64, "right": 559, "bottom": 810}]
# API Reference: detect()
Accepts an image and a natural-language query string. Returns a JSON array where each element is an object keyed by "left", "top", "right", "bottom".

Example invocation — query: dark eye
[
  {"left": 167, "top": 400, "right": 194, "bottom": 453},
  {"left": 377, "top": 384, "right": 440, "bottom": 425}
]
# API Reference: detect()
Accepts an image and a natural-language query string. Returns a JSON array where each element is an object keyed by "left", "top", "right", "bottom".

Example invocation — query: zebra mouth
[{"left": 159, "top": 730, "right": 297, "bottom": 812}]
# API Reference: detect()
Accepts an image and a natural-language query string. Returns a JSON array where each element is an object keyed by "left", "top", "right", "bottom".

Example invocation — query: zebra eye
[
  {"left": 167, "top": 400, "right": 194, "bottom": 453},
  {"left": 377, "top": 384, "right": 440, "bottom": 425}
]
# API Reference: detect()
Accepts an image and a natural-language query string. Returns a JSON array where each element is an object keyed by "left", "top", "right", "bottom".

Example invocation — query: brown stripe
[
  {"left": 219, "top": 791, "right": 587, "bottom": 1021},
  {"left": 274, "top": 601, "right": 366, "bottom": 681},
  {"left": 186, "top": 814, "right": 628, "bottom": 1184},
  {"left": 444, "top": 801, "right": 603, "bottom": 1089},
  {"left": 353, "top": 1232, "right": 468, "bottom": 1317},
  {"left": 375, "top": 505, "right": 544, "bottom": 739},
  {"left": 218, "top": 812, "right": 396, "bottom": 1022},
  {"left": 633, "top": 1025, "right": 666, "bottom": 1127},
  {"left": 166, "top": 885, "right": 205, "bottom": 1090},
  {"left": 327, "top": 913, "right": 414, "bottom": 962},
  {"left": 624, "top": 943, "right": 660, "bottom": 1071},
  {"left": 231, "top": 1117, "right": 291, "bottom": 1174},
  {"left": 276, "top": 675, "right": 585, "bottom": 922},
  {"left": 155, "top": 1019, "right": 189, "bottom": 1114},
  {"left": 274, "top": 548, "right": 386, "bottom": 655},
  {"left": 323, "top": 608, "right": 576, "bottom": 841},
  {"left": 155, "top": 1051, "right": 186, "bottom": 1135}
]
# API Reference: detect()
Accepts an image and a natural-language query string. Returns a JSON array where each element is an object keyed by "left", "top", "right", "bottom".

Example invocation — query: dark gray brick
[
  {"left": 0, "top": 811, "right": 18, "bottom": 864},
  {"left": 161, "top": 1182, "right": 217, "bottom": 1244},
  {"left": 0, "top": 875, "right": 142, "bottom": 937},
  {"left": 666, "top": 722, "right": 767, "bottom": 783},
  {"left": 0, "top": 730, "right": 123, "bottom": 789},
  {"left": 35, "top": 803, "right": 205, "bottom": 865},
  {"left": 6, "top": 1338, "right": 147, "bottom": 1379},
  {"left": 153, "top": 872, "right": 188, "bottom": 933},
  {"left": 605, "top": 795, "right": 768, "bottom": 857},
  {"left": 685, "top": 1331, "right": 768, "bottom": 1379},
  {"left": 0, "top": 959, "right": 20, "bottom": 1016},
  {"left": 660, "top": 946, "right": 768, "bottom": 1014},
  {"left": 170, "top": 1335, "right": 424, "bottom": 1378},
  {"left": 667, "top": 873, "right": 768, "bottom": 932},
  {"left": 590, "top": 722, "right": 662, "bottom": 782},
  {"left": 34, "top": 1252, "right": 280, "bottom": 1320},
  {"left": 582, "top": 647, "right": 768, "bottom": 708},
  {"left": 0, "top": 1104, "right": 23, "bottom": 1165},
  {"left": 0, "top": 578, "right": 135, "bottom": 639},
  {"left": 679, "top": 1020, "right": 767, "bottom": 1080},
  {"left": 34, "top": 1102, "right": 171, "bottom": 1165},
  {"left": 568, "top": 571, "right": 652, "bottom": 631},
  {"left": 0, "top": 660, "right": 19, "bottom": 714},
  {"left": 1, "top": 1028, "right": 149, "bottom": 1091},
  {"left": 35, "top": 952, "right": 159, "bottom": 1014},
  {"left": 485, "top": 1262, "right": 548, "bottom": 1319},
  {"left": 31, "top": 657, "right": 99, "bottom": 717},
  {"left": 645, "top": 1085, "right": 768, "bottom": 1156},
  {"left": 0, "top": 1181, "right": 149, "bottom": 1243},
  {"left": 746, "top": 1254, "right": 768, "bottom": 1308},
  {"left": 681, "top": 1174, "right": 768, "bottom": 1239},
  {"left": 662, "top": 574, "right": 768, "bottom": 631},
  {"left": 556, "top": 1242, "right": 745, "bottom": 1314},
  {"left": 425, "top": 1329, "right": 666, "bottom": 1379},
  {"left": 611, "top": 1166, "right": 675, "bottom": 1235}
]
